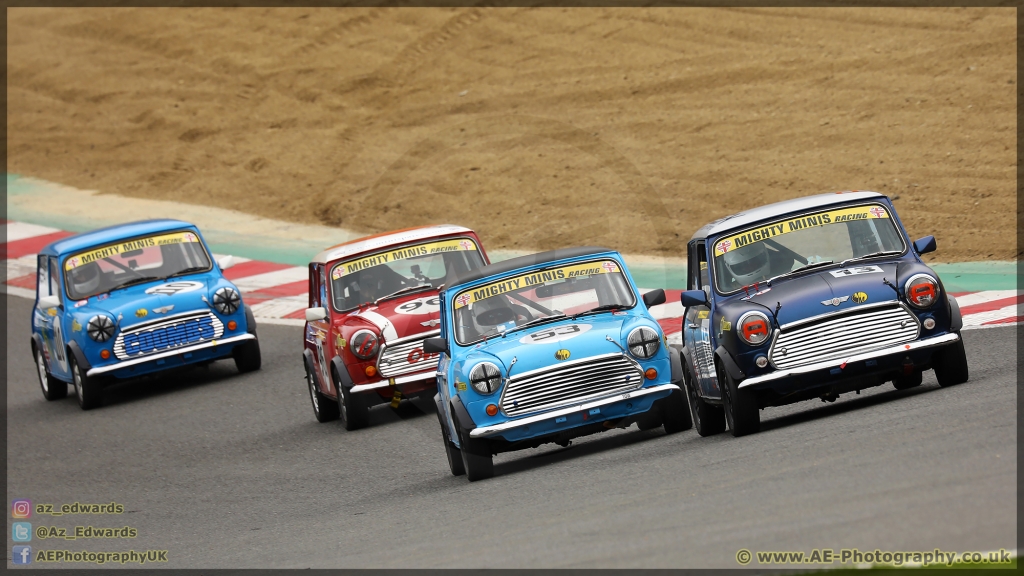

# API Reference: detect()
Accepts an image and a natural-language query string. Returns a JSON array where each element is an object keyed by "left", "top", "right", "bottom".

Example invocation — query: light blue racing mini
[
  {"left": 426, "top": 246, "right": 691, "bottom": 481},
  {"left": 30, "top": 219, "right": 261, "bottom": 410}
]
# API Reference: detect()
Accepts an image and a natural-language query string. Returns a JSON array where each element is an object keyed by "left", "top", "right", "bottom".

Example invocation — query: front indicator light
[
  {"left": 100, "top": 349, "right": 111, "bottom": 360},
  {"left": 755, "top": 356, "right": 768, "bottom": 368},
  {"left": 923, "top": 317, "right": 936, "bottom": 330},
  {"left": 645, "top": 368, "right": 657, "bottom": 380},
  {"left": 486, "top": 404, "right": 498, "bottom": 416},
  {"left": 365, "top": 365, "right": 377, "bottom": 378},
  {"left": 227, "top": 320, "right": 237, "bottom": 331}
]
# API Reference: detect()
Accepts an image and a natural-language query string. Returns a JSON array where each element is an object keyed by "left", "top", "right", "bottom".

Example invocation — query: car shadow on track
[
  {"left": 758, "top": 383, "right": 936, "bottom": 433},
  {"left": 490, "top": 426, "right": 669, "bottom": 478},
  {"left": 98, "top": 362, "right": 248, "bottom": 408}
]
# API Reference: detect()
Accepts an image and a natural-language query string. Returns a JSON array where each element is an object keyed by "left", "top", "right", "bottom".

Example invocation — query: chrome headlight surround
[
  {"left": 469, "top": 362, "right": 502, "bottom": 395},
  {"left": 627, "top": 326, "right": 661, "bottom": 359},
  {"left": 738, "top": 311, "right": 771, "bottom": 346},
  {"left": 213, "top": 286, "right": 241, "bottom": 316},
  {"left": 350, "top": 329, "right": 379, "bottom": 360},
  {"left": 904, "top": 274, "right": 939, "bottom": 309},
  {"left": 86, "top": 314, "right": 116, "bottom": 343}
]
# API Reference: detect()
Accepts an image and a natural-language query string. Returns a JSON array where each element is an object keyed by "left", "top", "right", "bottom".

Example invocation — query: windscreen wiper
[
  {"left": 112, "top": 276, "right": 161, "bottom": 291},
  {"left": 504, "top": 312, "right": 569, "bottom": 335},
  {"left": 839, "top": 250, "right": 904, "bottom": 268},
  {"left": 767, "top": 260, "right": 836, "bottom": 285},
  {"left": 373, "top": 284, "right": 432, "bottom": 305},
  {"left": 572, "top": 303, "right": 630, "bottom": 319},
  {"left": 169, "top": 266, "right": 210, "bottom": 278}
]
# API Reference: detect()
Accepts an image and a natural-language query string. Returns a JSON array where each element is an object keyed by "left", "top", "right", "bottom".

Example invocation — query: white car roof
[
  {"left": 311, "top": 224, "right": 476, "bottom": 264},
  {"left": 691, "top": 191, "right": 887, "bottom": 241}
]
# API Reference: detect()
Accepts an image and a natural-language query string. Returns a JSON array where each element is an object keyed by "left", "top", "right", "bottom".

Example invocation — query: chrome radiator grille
[
  {"left": 769, "top": 304, "right": 920, "bottom": 370},
  {"left": 500, "top": 353, "right": 644, "bottom": 417},
  {"left": 377, "top": 330, "right": 440, "bottom": 377},
  {"left": 113, "top": 311, "right": 224, "bottom": 360}
]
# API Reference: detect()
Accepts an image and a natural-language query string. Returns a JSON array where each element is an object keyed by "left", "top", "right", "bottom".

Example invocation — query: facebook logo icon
[
  {"left": 12, "top": 545, "right": 32, "bottom": 565},
  {"left": 12, "top": 522, "right": 31, "bottom": 542}
]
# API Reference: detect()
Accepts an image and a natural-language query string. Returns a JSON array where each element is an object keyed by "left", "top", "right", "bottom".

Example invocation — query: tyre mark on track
[{"left": 288, "top": 8, "right": 391, "bottom": 58}]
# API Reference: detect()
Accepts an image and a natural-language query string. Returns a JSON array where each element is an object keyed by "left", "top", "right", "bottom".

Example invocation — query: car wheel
[
  {"left": 719, "top": 361, "right": 759, "bottom": 437},
  {"left": 35, "top": 346, "right": 68, "bottom": 401},
  {"left": 233, "top": 338, "right": 262, "bottom": 373},
  {"left": 661, "top": 387, "right": 693, "bottom": 434},
  {"left": 455, "top": 414, "right": 493, "bottom": 482},
  {"left": 436, "top": 408, "right": 465, "bottom": 476},
  {"left": 71, "top": 356, "right": 101, "bottom": 410},
  {"left": 892, "top": 371, "right": 923, "bottom": 390},
  {"left": 336, "top": 369, "right": 369, "bottom": 431},
  {"left": 684, "top": 363, "right": 725, "bottom": 437},
  {"left": 306, "top": 363, "right": 339, "bottom": 423},
  {"left": 933, "top": 333, "right": 969, "bottom": 387}
]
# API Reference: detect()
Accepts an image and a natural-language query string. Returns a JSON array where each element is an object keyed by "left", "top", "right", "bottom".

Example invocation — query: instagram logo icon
[{"left": 12, "top": 499, "right": 32, "bottom": 518}]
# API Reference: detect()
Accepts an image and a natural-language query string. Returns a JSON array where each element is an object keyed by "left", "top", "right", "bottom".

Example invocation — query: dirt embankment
[{"left": 7, "top": 7, "right": 1017, "bottom": 261}]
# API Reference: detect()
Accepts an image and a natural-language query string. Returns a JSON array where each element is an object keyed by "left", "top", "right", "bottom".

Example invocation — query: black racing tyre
[
  {"left": 684, "top": 362, "right": 726, "bottom": 437},
  {"left": 306, "top": 362, "right": 339, "bottom": 422},
  {"left": 719, "top": 361, "right": 759, "bottom": 437},
  {"left": 436, "top": 408, "right": 466, "bottom": 476},
  {"left": 892, "top": 371, "right": 923, "bottom": 391},
  {"left": 336, "top": 368, "right": 369, "bottom": 431},
  {"left": 35, "top": 345, "right": 67, "bottom": 401},
  {"left": 71, "top": 356, "right": 101, "bottom": 410},
  {"left": 661, "top": 387, "right": 693, "bottom": 434},
  {"left": 455, "top": 413, "right": 493, "bottom": 482},
  {"left": 934, "top": 333, "right": 969, "bottom": 387},
  {"left": 233, "top": 338, "right": 262, "bottom": 373}
]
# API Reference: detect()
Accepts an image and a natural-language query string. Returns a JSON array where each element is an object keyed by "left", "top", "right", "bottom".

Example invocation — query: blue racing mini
[
  {"left": 679, "top": 191, "right": 968, "bottom": 437},
  {"left": 425, "top": 246, "right": 691, "bottom": 481},
  {"left": 30, "top": 219, "right": 261, "bottom": 410}
]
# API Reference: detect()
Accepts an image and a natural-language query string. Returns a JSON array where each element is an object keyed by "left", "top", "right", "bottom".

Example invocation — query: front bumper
[
  {"left": 349, "top": 370, "right": 436, "bottom": 394},
  {"left": 469, "top": 383, "right": 678, "bottom": 440},
  {"left": 738, "top": 332, "right": 959, "bottom": 389},
  {"left": 86, "top": 334, "right": 255, "bottom": 377}
]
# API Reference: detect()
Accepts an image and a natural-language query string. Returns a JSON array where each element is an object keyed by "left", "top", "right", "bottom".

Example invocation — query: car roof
[
  {"left": 444, "top": 246, "right": 615, "bottom": 289},
  {"left": 311, "top": 224, "right": 476, "bottom": 264},
  {"left": 42, "top": 219, "right": 199, "bottom": 256},
  {"left": 691, "top": 191, "right": 887, "bottom": 241}
]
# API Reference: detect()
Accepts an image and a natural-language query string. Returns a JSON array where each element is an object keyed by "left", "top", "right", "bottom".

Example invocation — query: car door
[
  {"left": 38, "top": 256, "right": 71, "bottom": 380},
  {"left": 682, "top": 242, "right": 720, "bottom": 400},
  {"left": 307, "top": 263, "right": 334, "bottom": 397}
]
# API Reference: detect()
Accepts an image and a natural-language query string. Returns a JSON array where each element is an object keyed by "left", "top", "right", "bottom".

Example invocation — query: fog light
[
  {"left": 923, "top": 317, "right": 936, "bottom": 330},
  {"left": 364, "top": 365, "right": 377, "bottom": 377},
  {"left": 644, "top": 368, "right": 657, "bottom": 380},
  {"left": 227, "top": 320, "right": 237, "bottom": 331},
  {"left": 486, "top": 404, "right": 498, "bottom": 416},
  {"left": 755, "top": 356, "right": 768, "bottom": 368},
  {"left": 100, "top": 349, "right": 111, "bottom": 360}
]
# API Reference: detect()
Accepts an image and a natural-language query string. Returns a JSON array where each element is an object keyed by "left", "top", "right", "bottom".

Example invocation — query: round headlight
[
  {"left": 86, "top": 315, "right": 116, "bottom": 343},
  {"left": 213, "top": 287, "right": 241, "bottom": 315},
  {"left": 627, "top": 326, "right": 661, "bottom": 359},
  {"left": 469, "top": 362, "right": 502, "bottom": 395},
  {"left": 738, "top": 311, "right": 771, "bottom": 345},
  {"left": 905, "top": 274, "right": 939, "bottom": 309},
  {"left": 350, "top": 329, "right": 379, "bottom": 360}
]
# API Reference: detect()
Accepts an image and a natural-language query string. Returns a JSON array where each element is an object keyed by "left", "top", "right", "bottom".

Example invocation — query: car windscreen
[
  {"left": 64, "top": 230, "right": 212, "bottom": 300},
  {"left": 711, "top": 203, "right": 906, "bottom": 294},
  {"left": 330, "top": 237, "right": 485, "bottom": 311},
  {"left": 452, "top": 259, "right": 636, "bottom": 345}
]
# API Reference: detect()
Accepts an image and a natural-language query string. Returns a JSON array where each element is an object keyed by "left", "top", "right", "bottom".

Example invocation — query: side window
[
  {"left": 688, "top": 242, "right": 709, "bottom": 291},
  {"left": 309, "top": 264, "right": 320, "bottom": 308},
  {"left": 318, "top": 265, "right": 328, "bottom": 310},
  {"left": 37, "top": 256, "right": 50, "bottom": 298},
  {"left": 48, "top": 257, "right": 62, "bottom": 303},
  {"left": 696, "top": 244, "right": 709, "bottom": 292}
]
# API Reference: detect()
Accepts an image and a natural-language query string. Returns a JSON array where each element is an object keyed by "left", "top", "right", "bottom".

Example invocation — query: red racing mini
[{"left": 302, "top": 225, "right": 490, "bottom": 429}]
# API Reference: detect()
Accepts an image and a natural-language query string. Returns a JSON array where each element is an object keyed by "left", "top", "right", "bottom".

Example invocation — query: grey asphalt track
[{"left": 6, "top": 294, "right": 1017, "bottom": 568}]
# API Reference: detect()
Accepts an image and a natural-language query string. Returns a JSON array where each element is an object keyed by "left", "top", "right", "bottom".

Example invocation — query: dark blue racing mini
[
  {"left": 30, "top": 219, "right": 261, "bottom": 410},
  {"left": 679, "top": 191, "right": 968, "bottom": 437}
]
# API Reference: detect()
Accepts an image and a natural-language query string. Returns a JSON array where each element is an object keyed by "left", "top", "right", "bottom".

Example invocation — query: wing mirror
[
  {"left": 642, "top": 288, "right": 666, "bottom": 308},
  {"left": 217, "top": 255, "right": 236, "bottom": 271},
  {"left": 913, "top": 236, "right": 936, "bottom": 255},
  {"left": 37, "top": 294, "right": 61, "bottom": 310},
  {"left": 423, "top": 337, "right": 448, "bottom": 354},
  {"left": 304, "top": 307, "right": 328, "bottom": 322},
  {"left": 680, "top": 290, "right": 708, "bottom": 308}
]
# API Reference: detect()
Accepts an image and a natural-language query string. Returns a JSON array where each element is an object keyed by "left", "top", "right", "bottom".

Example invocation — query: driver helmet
[
  {"left": 69, "top": 261, "right": 101, "bottom": 294},
  {"left": 722, "top": 242, "right": 771, "bottom": 286},
  {"left": 472, "top": 294, "right": 515, "bottom": 326}
]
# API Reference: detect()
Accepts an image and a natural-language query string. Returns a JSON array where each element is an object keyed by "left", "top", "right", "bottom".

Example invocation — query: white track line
[
  {"left": 230, "top": 267, "right": 307, "bottom": 292},
  {"left": 4, "top": 221, "right": 63, "bottom": 242},
  {"left": 962, "top": 303, "right": 1022, "bottom": 328},
  {"left": 954, "top": 290, "right": 1019, "bottom": 307}
]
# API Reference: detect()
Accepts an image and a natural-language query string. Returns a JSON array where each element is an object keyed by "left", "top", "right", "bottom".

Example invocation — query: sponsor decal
[
  {"left": 554, "top": 349, "right": 571, "bottom": 360},
  {"left": 519, "top": 323, "right": 592, "bottom": 345},
  {"left": 821, "top": 295, "right": 851, "bottom": 307},
  {"left": 331, "top": 238, "right": 479, "bottom": 279},
  {"left": 454, "top": 259, "right": 623, "bottom": 309},
  {"left": 135, "top": 308, "right": 148, "bottom": 318},
  {"left": 697, "top": 310, "right": 709, "bottom": 319},
  {"left": 713, "top": 205, "right": 891, "bottom": 258},
  {"left": 144, "top": 281, "right": 204, "bottom": 296},
  {"left": 406, "top": 347, "right": 438, "bottom": 364},
  {"left": 720, "top": 317, "right": 731, "bottom": 332},
  {"left": 699, "top": 261, "right": 708, "bottom": 270},
  {"left": 852, "top": 291, "right": 869, "bottom": 303},
  {"left": 46, "top": 308, "right": 58, "bottom": 317},
  {"left": 829, "top": 265, "right": 884, "bottom": 277},
  {"left": 65, "top": 231, "right": 201, "bottom": 270},
  {"left": 456, "top": 381, "right": 467, "bottom": 392},
  {"left": 336, "top": 335, "right": 346, "bottom": 350},
  {"left": 71, "top": 319, "right": 82, "bottom": 332},
  {"left": 74, "top": 299, "right": 89, "bottom": 308},
  {"left": 394, "top": 296, "right": 441, "bottom": 315},
  {"left": 153, "top": 305, "right": 175, "bottom": 314}
]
